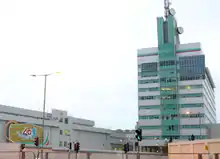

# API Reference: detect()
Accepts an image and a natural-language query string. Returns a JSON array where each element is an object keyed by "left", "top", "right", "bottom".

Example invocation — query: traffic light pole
[
  {"left": 68, "top": 149, "right": 70, "bottom": 159},
  {"left": 75, "top": 152, "right": 78, "bottom": 159},
  {"left": 137, "top": 141, "right": 140, "bottom": 159}
]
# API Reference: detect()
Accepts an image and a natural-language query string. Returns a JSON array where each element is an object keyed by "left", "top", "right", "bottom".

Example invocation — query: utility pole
[
  {"left": 41, "top": 75, "right": 47, "bottom": 159},
  {"left": 30, "top": 72, "right": 60, "bottom": 159}
]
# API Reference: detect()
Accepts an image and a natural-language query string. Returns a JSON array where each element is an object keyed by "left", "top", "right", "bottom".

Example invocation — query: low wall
[
  {"left": 23, "top": 151, "right": 168, "bottom": 159},
  {"left": 0, "top": 143, "right": 167, "bottom": 159},
  {"left": 168, "top": 138, "right": 220, "bottom": 159}
]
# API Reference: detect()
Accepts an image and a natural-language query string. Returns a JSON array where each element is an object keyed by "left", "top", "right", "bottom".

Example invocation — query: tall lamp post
[{"left": 30, "top": 72, "right": 60, "bottom": 158}]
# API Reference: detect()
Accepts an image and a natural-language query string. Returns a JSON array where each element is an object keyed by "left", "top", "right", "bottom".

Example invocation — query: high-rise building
[{"left": 137, "top": 1, "right": 216, "bottom": 149}]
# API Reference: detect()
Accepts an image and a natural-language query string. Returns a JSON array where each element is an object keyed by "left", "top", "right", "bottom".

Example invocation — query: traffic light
[
  {"left": 191, "top": 134, "right": 195, "bottom": 141},
  {"left": 188, "top": 136, "right": 191, "bottom": 141},
  {"left": 169, "top": 137, "right": 173, "bottom": 143},
  {"left": 20, "top": 144, "right": 25, "bottom": 151},
  {"left": 74, "top": 142, "right": 80, "bottom": 153},
  {"left": 68, "top": 142, "right": 72, "bottom": 150},
  {"left": 34, "top": 137, "right": 39, "bottom": 146},
  {"left": 123, "top": 143, "right": 129, "bottom": 153},
  {"left": 135, "top": 129, "right": 142, "bottom": 141}
]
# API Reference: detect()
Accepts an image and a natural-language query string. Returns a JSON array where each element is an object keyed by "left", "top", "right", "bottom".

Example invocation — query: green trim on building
[{"left": 139, "top": 105, "right": 160, "bottom": 109}]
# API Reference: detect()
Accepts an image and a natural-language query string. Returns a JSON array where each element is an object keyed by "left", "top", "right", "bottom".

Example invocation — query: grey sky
[{"left": 0, "top": 0, "right": 219, "bottom": 129}]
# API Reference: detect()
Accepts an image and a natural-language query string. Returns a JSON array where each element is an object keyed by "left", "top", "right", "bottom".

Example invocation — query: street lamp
[{"left": 30, "top": 72, "right": 60, "bottom": 158}]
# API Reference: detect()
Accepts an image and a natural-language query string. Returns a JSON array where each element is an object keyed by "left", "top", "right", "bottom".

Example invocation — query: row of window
[
  {"left": 138, "top": 87, "right": 160, "bottom": 92},
  {"left": 141, "top": 135, "right": 207, "bottom": 140},
  {"left": 180, "top": 75, "right": 205, "bottom": 81},
  {"left": 139, "top": 72, "right": 158, "bottom": 77},
  {"left": 139, "top": 114, "right": 204, "bottom": 120},
  {"left": 179, "top": 66, "right": 205, "bottom": 75},
  {"left": 139, "top": 125, "right": 206, "bottom": 130},
  {"left": 60, "top": 129, "right": 70, "bottom": 136},
  {"left": 59, "top": 118, "right": 69, "bottom": 124},
  {"left": 141, "top": 62, "right": 158, "bottom": 72},
  {"left": 138, "top": 79, "right": 159, "bottom": 84},
  {"left": 139, "top": 103, "right": 203, "bottom": 111},
  {"left": 179, "top": 55, "right": 205, "bottom": 67},
  {"left": 139, "top": 81, "right": 204, "bottom": 89},
  {"left": 138, "top": 72, "right": 206, "bottom": 81},
  {"left": 160, "top": 77, "right": 177, "bottom": 83},
  {"left": 138, "top": 93, "right": 203, "bottom": 100},
  {"left": 138, "top": 85, "right": 203, "bottom": 92},
  {"left": 159, "top": 60, "right": 176, "bottom": 67},
  {"left": 59, "top": 141, "right": 69, "bottom": 147},
  {"left": 139, "top": 55, "right": 205, "bottom": 69}
]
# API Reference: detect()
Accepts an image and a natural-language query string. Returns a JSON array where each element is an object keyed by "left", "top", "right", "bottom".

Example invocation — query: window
[
  {"left": 139, "top": 72, "right": 158, "bottom": 77},
  {"left": 161, "top": 87, "right": 176, "bottom": 91},
  {"left": 141, "top": 62, "right": 158, "bottom": 72},
  {"left": 60, "top": 130, "right": 63, "bottom": 135},
  {"left": 181, "top": 125, "right": 206, "bottom": 129},
  {"left": 160, "top": 60, "right": 176, "bottom": 67},
  {"left": 139, "top": 105, "right": 160, "bottom": 109},
  {"left": 59, "top": 118, "right": 63, "bottom": 123},
  {"left": 164, "top": 125, "right": 178, "bottom": 131},
  {"left": 138, "top": 79, "right": 159, "bottom": 84},
  {"left": 180, "top": 75, "right": 205, "bottom": 81},
  {"left": 179, "top": 93, "right": 203, "bottom": 98},
  {"left": 179, "top": 55, "right": 205, "bottom": 81},
  {"left": 64, "top": 118, "right": 68, "bottom": 124},
  {"left": 181, "top": 113, "right": 204, "bottom": 118},
  {"left": 138, "top": 87, "right": 159, "bottom": 92},
  {"left": 138, "top": 96, "right": 157, "bottom": 100},
  {"left": 180, "top": 104, "right": 203, "bottom": 108},
  {"left": 139, "top": 115, "right": 160, "bottom": 120},
  {"left": 64, "top": 130, "right": 70, "bottom": 136},
  {"left": 160, "top": 77, "right": 177, "bottom": 83},
  {"left": 59, "top": 141, "right": 62, "bottom": 147},
  {"left": 162, "top": 114, "right": 178, "bottom": 120},
  {"left": 161, "top": 94, "right": 177, "bottom": 100},
  {"left": 179, "top": 85, "right": 203, "bottom": 89},
  {"left": 64, "top": 141, "right": 67, "bottom": 147}
]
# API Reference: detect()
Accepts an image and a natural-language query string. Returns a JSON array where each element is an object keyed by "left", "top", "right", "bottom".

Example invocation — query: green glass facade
[{"left": 157, "top": 15, "right": 180, "bottom": 139}]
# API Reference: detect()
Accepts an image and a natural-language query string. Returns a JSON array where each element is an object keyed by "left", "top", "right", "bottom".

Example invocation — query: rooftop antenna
[{"left": 164, "top": 0, "right": 172, "bottom": 19}]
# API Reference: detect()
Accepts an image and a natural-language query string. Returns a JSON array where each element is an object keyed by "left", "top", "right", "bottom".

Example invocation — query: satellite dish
[
  {"left": 169, "top": 8, "right": 176, "bottom": 16},
  {"left": 177, "top": 27, "right": 184, "bottom": 34}
]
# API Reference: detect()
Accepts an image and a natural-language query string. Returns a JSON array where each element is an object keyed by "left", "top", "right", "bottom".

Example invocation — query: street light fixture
[{"left": 30, "top": 72, "right": 60, "bottom": 159}]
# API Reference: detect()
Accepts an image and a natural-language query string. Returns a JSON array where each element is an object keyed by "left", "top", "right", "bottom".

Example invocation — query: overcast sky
[{"left": 0, "top": 0, "right": 219, "bottom": 130}]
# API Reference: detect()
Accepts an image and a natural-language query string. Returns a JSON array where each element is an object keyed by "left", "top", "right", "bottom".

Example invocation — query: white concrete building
[{"left": 0, "top": 104, "right": 129, "bottom": 150}]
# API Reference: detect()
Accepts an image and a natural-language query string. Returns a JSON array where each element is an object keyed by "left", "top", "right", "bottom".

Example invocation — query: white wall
[
  {"left": 139, "top": 100, "right": 160, "bottom": 106},
  {"left": 180, "top": 128, "right": 207, "bottom": 136},
  {"left": 139, "top": 109, "right": 160, "bottom": 116},
  {"left": 72, "top": 130, "right": 110, "bottom": 150},
  {"left": 138, "top": 119, "right": 161, "bottom": 126}
]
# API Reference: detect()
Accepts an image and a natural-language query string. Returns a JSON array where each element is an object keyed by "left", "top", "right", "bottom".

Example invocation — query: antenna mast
[{"left": 164, "top": 0, "right": 171, "bottom": 19}]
